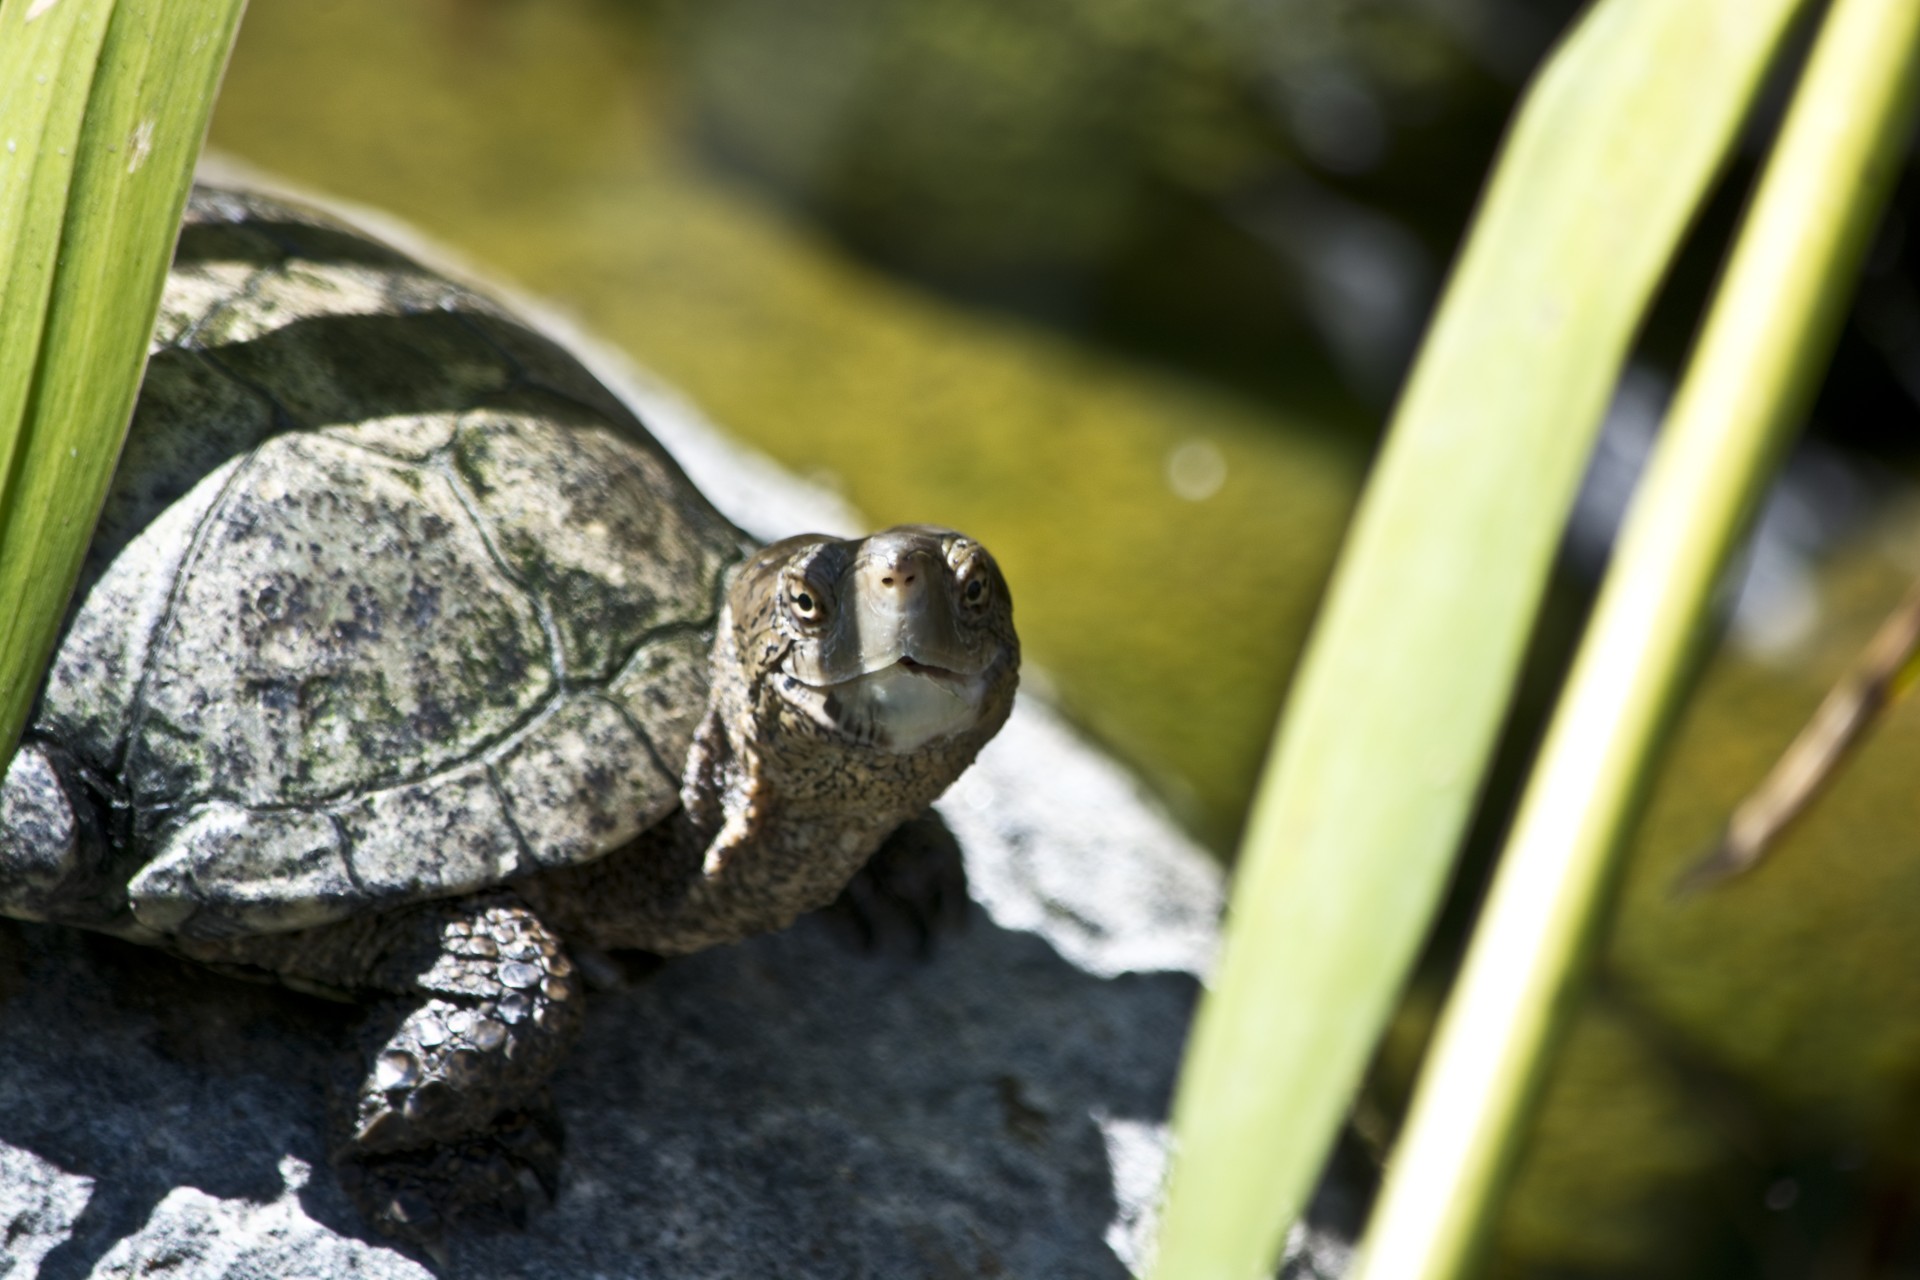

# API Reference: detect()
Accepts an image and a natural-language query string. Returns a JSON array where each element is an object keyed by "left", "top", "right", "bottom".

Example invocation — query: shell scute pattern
[
  {"left": 208, "top": 305, "right": 514, "bottom": 432},
  {"left": 86, "top": 353, "right": 278, "bottom": 595},
  {"left": 195, "top": 259, "right": 401, "bottom": 351},
  {"left": 455, "top": 305, "right": 638, "bottom": 432},
  {"left": 129, "top": 804, "right": 354, "bottom": 937},
  {"left": 607, "top": 630, "right": 712, "bottom": 768},
  {"left": 121, "top": 433, "right": 553, "bottom": 810},
  {"left": 319, "top": 412, "right": 457, "bottom": 462},
  {"left": 151, "top": 257, "right": 260, "bottom": 353},
  {"left": 451, "top": 399, "right": 740, "bottom": 683},
  {"left": 14, "top": 185, "right": 748, "bottom": 938},
  {"left": 335, "top": 765, "right": 524, "bottom": 897},
  {"left": 39, "top": 467, "right": 233, "bottom": 782},
  {"left": 149, "top": 211, "right": 291, "bottom": 351},
  {"left": 490, "top": 692, "right": 677, "bottom": 871}
]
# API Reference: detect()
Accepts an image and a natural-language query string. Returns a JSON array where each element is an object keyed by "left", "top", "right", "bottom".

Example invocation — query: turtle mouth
[
  {"left": 790, "top": 658, "right": 991, "bottom": 753},
  {"left": 896, "top": 656, "right": 964, "bottom": 682}
]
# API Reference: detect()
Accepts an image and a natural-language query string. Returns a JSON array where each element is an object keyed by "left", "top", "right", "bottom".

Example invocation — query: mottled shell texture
[{"left": 24, "top": 186, "right": 746, "bottom": 939}]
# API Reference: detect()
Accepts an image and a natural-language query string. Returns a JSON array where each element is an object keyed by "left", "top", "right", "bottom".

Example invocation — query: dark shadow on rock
[
  {"left": 443, "top": 903, "right": 1199, "bottom": 1278},
  {"left": 0, "top": 893, "right": 1211, "bottom": 1278},
  {"left": 0, "top": 922, "right": 349, "bottom": 1279}
]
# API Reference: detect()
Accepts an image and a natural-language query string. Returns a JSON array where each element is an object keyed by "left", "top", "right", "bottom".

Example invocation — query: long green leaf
[
  {"left": 0, "top": 0, "right": 248, "bottom": 756},
  {"left": 0, "top": 0, "right": 114, "bottom": 531},
  {"left": 1149, "top": 4, "right": 1810, "bottom": 1277},
  {"left": 1354, "top": 1, "right": 1920, "bottom": 1274}
]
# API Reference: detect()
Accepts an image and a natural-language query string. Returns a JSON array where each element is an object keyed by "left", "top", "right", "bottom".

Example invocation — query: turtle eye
[
  {"left": 962, "top": 576, "right": 988, "bottom": 607},
  {"left": 789, "top": 585, "right": 825, "bottom": 626}
]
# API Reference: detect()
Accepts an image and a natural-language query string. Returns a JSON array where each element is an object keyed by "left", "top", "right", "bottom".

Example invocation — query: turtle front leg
[
  {"left": 193, "top": 892, "right": 584, "bottom": 1242},
  {"left": 344, "top": 893, "right": 584, "bottom": 1239}
]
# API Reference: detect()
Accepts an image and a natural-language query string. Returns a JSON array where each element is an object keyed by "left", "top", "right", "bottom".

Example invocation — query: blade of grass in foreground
[
  {"left": 1149, "top": 3, "right": 1810, "bottom": 1277},
  {"left": 0, "top": 0, "right": 248, "bottom": 757},
  {"left": 1354, "top": 1, "right": 1920, "bottom": 1275}
]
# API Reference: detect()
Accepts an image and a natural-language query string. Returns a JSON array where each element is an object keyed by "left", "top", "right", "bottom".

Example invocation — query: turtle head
[
  {"left": 668, "top": 525, "right": 1016, "bottom": 938},
  {"left": 732, "top": 524, "right": 1018, "bottom": 754}
]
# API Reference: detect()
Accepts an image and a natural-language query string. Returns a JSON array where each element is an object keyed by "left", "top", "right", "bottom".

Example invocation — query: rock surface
[{"left": 0, "top": 182, "right": 1365, "bottom": 1279}]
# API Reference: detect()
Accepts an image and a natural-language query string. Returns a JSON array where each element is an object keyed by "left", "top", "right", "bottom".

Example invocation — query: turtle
[{"left": 0, "top": 184, "right": 1019, "bottom": 1242}]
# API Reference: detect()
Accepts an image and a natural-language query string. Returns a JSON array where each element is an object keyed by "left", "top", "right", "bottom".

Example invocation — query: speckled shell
[{"left": 8, "top": 186, "right": 747, "bottom": 940}]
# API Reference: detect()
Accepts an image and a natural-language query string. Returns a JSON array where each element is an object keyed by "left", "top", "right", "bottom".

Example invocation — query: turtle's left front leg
[{"left": 189, "top": 891, "right": 585, "bottom": 1241}]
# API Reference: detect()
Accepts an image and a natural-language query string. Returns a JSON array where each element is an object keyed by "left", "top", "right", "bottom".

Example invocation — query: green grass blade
[
  {"left": 0, "top": 0, "right": 248, "bottom": 755},
  {"left": 0, "top": 0, "right": 115, "bottom": 562},
  {"left": 1149, "top": 4, "right": 1810, "bottom": 1277},
  {"left": 1353, "top": 2, "right": 1920, "bottom": 1275}
]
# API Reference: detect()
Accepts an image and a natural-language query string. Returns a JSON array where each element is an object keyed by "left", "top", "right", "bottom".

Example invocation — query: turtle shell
[{"left": 9, "top": 186, "right": 748, "bottom": 940}]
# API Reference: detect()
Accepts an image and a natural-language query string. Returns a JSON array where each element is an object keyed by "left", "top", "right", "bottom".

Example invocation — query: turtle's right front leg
[{"left": 191, "top": 891, "right": 584, "bottom": 1242}]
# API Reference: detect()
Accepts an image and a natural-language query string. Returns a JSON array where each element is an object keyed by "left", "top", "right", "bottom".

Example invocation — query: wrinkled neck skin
[{"left": 541, "top": 604, "right": 1015, "bottom": 956}]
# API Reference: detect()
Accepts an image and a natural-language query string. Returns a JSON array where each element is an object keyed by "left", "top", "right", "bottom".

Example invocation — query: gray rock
[{"left": 0, "top": 172, "right": 1365, "bottom": 1278}]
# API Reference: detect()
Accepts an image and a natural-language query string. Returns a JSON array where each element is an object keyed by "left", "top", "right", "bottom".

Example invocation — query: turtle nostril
[{"left": 867, "top": 550, "right": 934, "bottom": 596}]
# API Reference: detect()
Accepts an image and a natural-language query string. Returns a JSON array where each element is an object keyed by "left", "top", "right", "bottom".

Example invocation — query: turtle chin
[{"left": 831, "top": 661, "right": 990, "bottom": 754}]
